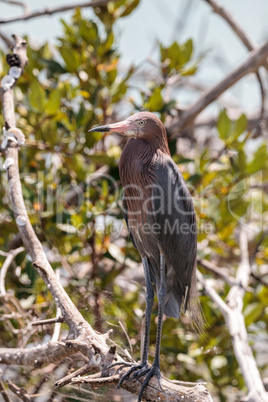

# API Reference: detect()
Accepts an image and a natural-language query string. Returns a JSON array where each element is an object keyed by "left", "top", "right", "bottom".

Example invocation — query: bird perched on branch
[{"left": 89, "top": 112, "right": 202, "bottom": 401}]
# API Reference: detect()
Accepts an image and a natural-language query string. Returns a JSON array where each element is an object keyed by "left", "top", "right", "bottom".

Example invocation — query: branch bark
[
  {"left": 167, "top": 40, "right": 268, "bottom": 138},
  {"left": 0, "top": 35, "right": 213, "bottom": 402}
]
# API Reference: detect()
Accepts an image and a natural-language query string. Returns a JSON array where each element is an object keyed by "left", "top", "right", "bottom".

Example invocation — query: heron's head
[{"left": 88, "top": 112, "right": 166, "bottom": 141}]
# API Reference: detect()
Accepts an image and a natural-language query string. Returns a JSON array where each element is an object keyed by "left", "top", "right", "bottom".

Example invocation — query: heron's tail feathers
[{"left": 180, "top": 273, "right": 207, "bottom": 334}]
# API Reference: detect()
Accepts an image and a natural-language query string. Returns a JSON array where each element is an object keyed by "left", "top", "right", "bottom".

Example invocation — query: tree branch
[
  {"left": 198, "top": 227, "right": 268, "bottom": 402},
  {"left": 167, "top": 40, "right": 268, "bottom": 137},
  {"left": 204, "top": 0, "right": 266, "bottom": 133},
  {"left": 0, "top": 0, "right": 110, "bottom": 24}
]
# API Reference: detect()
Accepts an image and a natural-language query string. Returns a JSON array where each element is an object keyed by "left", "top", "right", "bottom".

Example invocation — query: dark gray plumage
[{"left": 89, "top": 112, "right": 202, "bottom": 402}]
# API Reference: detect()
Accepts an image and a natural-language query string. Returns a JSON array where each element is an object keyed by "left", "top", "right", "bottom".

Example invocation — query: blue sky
[{"left": 2, "top": 0, "right": 268, "bottom": 111}]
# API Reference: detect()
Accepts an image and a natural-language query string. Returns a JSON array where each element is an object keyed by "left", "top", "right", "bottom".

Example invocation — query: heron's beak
[{"left": 88, "top": 119, "right": 135, "bottom": 135}]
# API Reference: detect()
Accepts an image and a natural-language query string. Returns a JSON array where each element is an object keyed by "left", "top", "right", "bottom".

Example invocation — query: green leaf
[
  {"left": 120, "top": 0, "right": 140, "bottom": 17},
  {"left": 160, "top": 39, "right": 194, "bottom": 73},
  {"left": 244, "top": 303, "right": 263, "bottom": 326},
  {"left": 187, "top": 174, "right": 202, "bottom": 185},
  {"left": 217, "top": 109, "right": 231, "bottom": 139},
  {"left": 60, "top": 46, "right": 80, "bottom": 72},
  {"left": 246, "top": 144, "right": 267, "bottom": 175},
  {"left": 180, "top": 39, "right": 193, "bottom": 65},
  {"left": 46, "top": 89, "right": 61, "bottom": 114},
  {"left": 29, "top": 80, "right": 46, "bottom": 112},
  {"left": 39, "top": 58, "right": 66, "bottom": 74},
  {"left": 144, "top": 87, "right": 164, "bottom": 111},
  {"left": 226, "top": 113, "right": 247, "bottom": 144},
  {"left": 181, "top": 63, "right": 198, "bottom": 76}
]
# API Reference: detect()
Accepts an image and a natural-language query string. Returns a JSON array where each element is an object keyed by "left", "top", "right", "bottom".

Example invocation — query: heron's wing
[
  {"left": 122, "top": 193, "right": 137, "bottom": 249},
  {"left": 151, "top": 152, "right": 197, "bottom": 312}
]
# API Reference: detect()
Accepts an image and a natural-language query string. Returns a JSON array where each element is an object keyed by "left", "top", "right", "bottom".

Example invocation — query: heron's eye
[{"left": 138, "top": 120, "right": 145, "bottom": 126}]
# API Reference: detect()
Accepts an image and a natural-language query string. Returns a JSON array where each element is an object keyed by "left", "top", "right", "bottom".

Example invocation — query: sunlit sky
[{"left": 2, "top": 0, "right": 268, "bottom": 112}]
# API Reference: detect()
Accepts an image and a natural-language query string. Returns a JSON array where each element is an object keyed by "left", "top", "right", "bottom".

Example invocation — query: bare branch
[
  {"left": 198, "top": 227, "right": 268, "bottom": 402},
  {"left": 167, "top": 40, "right": 268, "bottom": 137},
  {"left": 204, "top": 0, "right": 256, "bottom": 51},
  {"left": 118, "top": 320, "right": 134, "bottom": 360},
  {"left": 198, "top": 258, "right": 240, "bottom": 287},
  {"left": 0, "top": 341, "right": 79, "bottom": 365},
  {"left": 204, "top": 0, "right": 266, "bottom": 134},
  {"left": 0, "top": 247, "right": 24, "bottom": 296},
  {"left": 0, "top": 378, "right": 12, "bottom": 402},
  {"left": 0, "top": 0, "right": 110, "bottom": 24},
  {"left": 6, "top": 380, "right": 33, "bottom": 402},
  {"left": 55, "top": 363, "right": 97, "bottom": 388}
]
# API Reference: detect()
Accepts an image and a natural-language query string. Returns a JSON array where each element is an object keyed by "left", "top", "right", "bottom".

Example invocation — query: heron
[{"left": 89, "top": 112, "right": 202, "bottom": 401}]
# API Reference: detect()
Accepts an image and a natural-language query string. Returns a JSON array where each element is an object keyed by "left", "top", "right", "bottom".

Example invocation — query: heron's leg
[
  {"left": 134, "top": 254, "right": 166, "bottom": 402},
  {"left": 111, "top": 257, "right": 154, "bottom": 388},
  {"left": 141, "top": 256, "right": 154, "bottom": 363}
]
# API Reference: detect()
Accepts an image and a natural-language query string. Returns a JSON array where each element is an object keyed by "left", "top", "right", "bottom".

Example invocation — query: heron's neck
[{"left": 119, "top": 137, "right": 167, "bottom": 187}]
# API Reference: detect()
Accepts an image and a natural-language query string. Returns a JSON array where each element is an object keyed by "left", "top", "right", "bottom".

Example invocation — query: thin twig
[
  {"left": 0, "top": 247, "right": 24, "bottom": 296},
  {"left": 0, "top": 0, "right": 110, "bottom": 24},
  {"left": 118, "top": 320, "right": 134, "bottom": 360},
  {"left": 0, "top": 379, "right": 12, "bottom": 402},
  {"left": 55, "top": 363, "right": 97, "bottom": 388},
  {"left": 71, "top": 374, "right": 120, "bottom": 385},
  {"left": 6, "top": 380, "right": 33, "bottom": 402},
  {"left": 31, "top": 317, "right": 64, "bottom": 326}
]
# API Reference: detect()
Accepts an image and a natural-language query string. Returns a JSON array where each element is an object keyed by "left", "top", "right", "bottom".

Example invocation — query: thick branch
[
  {"left": 72, "top": 367, "right": 213, "bottom": 402},
  {"left": 0, "top": 342, "right": 78, "bottom": 365},
  {"left": 167, "top": 40, "right": 268, "bottom": 137},
  {"left": 0, "top": 0, "right": 110, "bottom": 24}
]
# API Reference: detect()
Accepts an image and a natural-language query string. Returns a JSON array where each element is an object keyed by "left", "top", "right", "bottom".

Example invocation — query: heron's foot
[
  {"left": 136, "top": 364, "right": 162, "bottom": 402},
  {"left": 116, "top": 361, "right": 149, "bottom": 390}
]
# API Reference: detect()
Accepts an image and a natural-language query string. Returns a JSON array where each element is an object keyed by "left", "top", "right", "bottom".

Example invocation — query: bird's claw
[
  {"left": 137, "top": 364, "right": 163, "bottom": 402},
  {"left": 111, "top": 361, "right": 162, "bottom": 401},
  {"left": 115, "top": 362, "right": 149, "bottom": 390}
]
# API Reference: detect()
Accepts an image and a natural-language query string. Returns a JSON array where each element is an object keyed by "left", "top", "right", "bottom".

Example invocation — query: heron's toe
[
  {"left": 132, "top": 366, "right": 150, "bottom": 379},
  {"left": 108, "top": 361, "right": 133, "bottom": 369},
  {"left": 116, "top": 362, "right": 147, "bottom": 390},
  {"left": 137, "top": 365, "right": 162, "bottom": 402}
]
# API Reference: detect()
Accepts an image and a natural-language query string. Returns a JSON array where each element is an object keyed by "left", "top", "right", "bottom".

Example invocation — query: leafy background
[{"left": 0, "top": 1, "right": 267, "bottom": 401}]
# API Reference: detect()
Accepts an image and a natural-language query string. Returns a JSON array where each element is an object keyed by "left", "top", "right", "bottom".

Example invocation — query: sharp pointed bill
[
  {"left": 88, "top": 124, "right": 111, "bottom": 133},
  {"left": 88, "top": 119, "right": 136, "bottom": 136}
]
